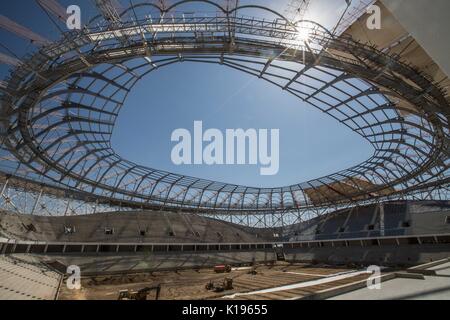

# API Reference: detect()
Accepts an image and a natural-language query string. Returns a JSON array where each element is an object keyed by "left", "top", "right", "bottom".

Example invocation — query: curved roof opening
[{"left": 112, "top": 60, "right": 374, "bottom": 187}]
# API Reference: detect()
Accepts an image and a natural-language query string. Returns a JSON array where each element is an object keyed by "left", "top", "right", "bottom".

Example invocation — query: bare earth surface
[{"left": 58, "top": 262, "right": 371, "bottom": 300}]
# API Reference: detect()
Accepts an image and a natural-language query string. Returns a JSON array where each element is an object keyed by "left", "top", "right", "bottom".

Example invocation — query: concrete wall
[
  {"left": 39, "top": 251, "right": 277, "bottom": 275},
  {"left": 285, "top": 244, "right": 450, "bottom": 267},
  {"left": 1, "top": 201, "right": 449, "bottom": 244},
  {"left": 0, "top": 210, "right": 275, "bottom": 243},
  {"left": 286, "top": 201, "right": 450, "bottom": 242}
]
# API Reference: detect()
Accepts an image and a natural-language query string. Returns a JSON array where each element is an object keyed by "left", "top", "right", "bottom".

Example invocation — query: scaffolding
[
  {"left": 0, "top": 52, "right": 21, "bottom": 66},
  {"left": 94, "top": 0, "right": 124, "bottom": 25}
]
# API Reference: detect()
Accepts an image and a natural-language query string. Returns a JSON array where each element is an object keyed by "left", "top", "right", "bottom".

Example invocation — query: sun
[
  {"left": 293, "top": 20, "right": 315, "bottom": 44},
  {"left": 295, "top": 26, "right": 311, "bottom": 43}
]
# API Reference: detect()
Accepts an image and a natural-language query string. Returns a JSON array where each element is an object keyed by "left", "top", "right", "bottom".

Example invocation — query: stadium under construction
[{"left": 0, "top": 0, "right": 449, "bottom": 301}]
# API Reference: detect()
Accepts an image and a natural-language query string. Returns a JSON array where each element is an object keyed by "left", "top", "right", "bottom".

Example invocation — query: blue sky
[{"left": 0, "top": 0, "right": 373, "bottom": 188}]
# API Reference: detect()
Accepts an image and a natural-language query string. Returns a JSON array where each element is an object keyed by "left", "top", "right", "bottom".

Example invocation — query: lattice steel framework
[{"left": 0, "top": 1, "right": 448, "bottom": 219}]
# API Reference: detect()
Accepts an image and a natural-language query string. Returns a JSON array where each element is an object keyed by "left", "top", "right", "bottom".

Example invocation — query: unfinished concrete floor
[{"left": 331, "top": 260, "right": 450, "bottom": 300}]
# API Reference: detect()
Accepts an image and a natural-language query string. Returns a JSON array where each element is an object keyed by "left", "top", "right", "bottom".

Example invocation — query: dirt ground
[{"left": 58, "top": 262, "right": 356, "bottom": 300}]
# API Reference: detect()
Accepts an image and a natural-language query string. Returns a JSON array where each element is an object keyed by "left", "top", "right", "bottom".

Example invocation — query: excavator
[
  {"left": 205, "top": 278, "right": 233, "bottom": 292},
  {"left": 118, "top": 284, "right": 161, "bottom": 300}
]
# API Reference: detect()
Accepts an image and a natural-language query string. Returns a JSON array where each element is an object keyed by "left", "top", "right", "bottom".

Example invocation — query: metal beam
[
  {"left": 0, "top": 52, "right": 21, "bottom": 66},
  {"left": 94, "top": 0, "right": 123, "bottom": 25},
  {"left": 0, "top": 15, "right": 50, "bottom": 45},
  {"left": 36, "top": 0, "right": 68, "bottom": 22}
]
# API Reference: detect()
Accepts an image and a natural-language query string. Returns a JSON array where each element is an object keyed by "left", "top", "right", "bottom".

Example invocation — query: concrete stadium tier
[
  {"left": 286, "top": 201, "right": 450, "bottom": 241},
  {"left": 0, "top": 254, "right": 61, "bottom": 300},
  {"left": 0, "top": 210, "right": 276, "bottom": 243},
  {"left": 1, "top": 201, "right": 449, "bottom": 245},
  {"left": 1, "top": 200, "right": 449, "bottom": 269}
]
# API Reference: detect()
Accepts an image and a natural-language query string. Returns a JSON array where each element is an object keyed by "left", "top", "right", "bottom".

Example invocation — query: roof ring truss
[{"left": 0, "top": 1, "right": 448, "bottom": 215}]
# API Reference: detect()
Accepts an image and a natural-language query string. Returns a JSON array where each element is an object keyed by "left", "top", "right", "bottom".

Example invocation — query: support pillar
[
  {"left": 0, "top": 178, "right": 9, "bottom": 200},
  {"left": 64, "top": 198, "right": 71, "bottom": 217},
  {"left": 31, "top": 188, "right": 43, "bottom": 215},
  {"left": 379, "top": 203, "right": 385, "bottom": 237}
]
